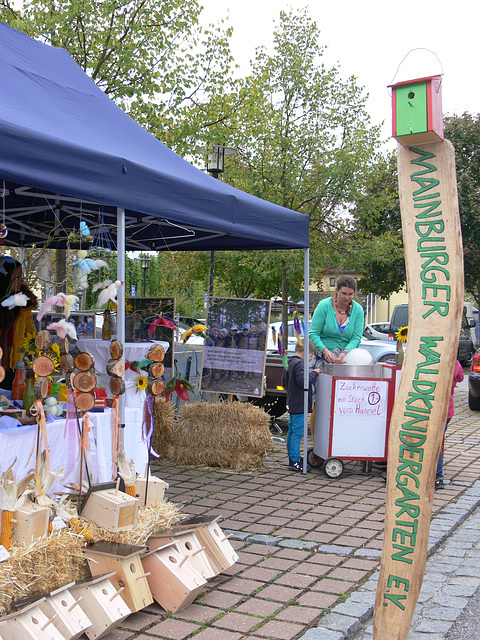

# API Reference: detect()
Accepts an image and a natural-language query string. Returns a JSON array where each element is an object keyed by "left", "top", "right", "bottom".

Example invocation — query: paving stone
[
  {"left": 318, "top": 612, "right": 362, "bottom": 635},
  {"left": 331, "top": 601, "right": 373, "bottom": 622},
  {"left": 298, "top": 628, "right": 344, "bottom": 640},
  {"left": 254, "top": 619, "right": 305, "bottom": 639},
  {"left": 317, "top": 544, "right": 354, "bottom": 555},
  {"left": 422, "top": 606, "right": 462, "bottom": 621},
  {"left": 247, "top": 534, "right": 283, "bottom": 545},
  {"left": 274, "top": 605, "right": 321, "bottom": 625},
  {"left": 147, "top": 618, "right": 201, "bottom": 639},
  {"left": 279, "top": 538, "right": 317, "bottom": 550},
  {"left": 212, "top": 612, "right": 260, "bottom": 633}
]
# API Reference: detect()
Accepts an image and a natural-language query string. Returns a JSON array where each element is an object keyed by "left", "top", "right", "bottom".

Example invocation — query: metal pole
[
  {"left": 302, "top": 248, "right": 310, "bottom": 474},
  {"left": 143, "top": 267, "right": 147, "bottom": 296},
  {"left": 117, "top": 207, "right": 126, "bottom": 451}
]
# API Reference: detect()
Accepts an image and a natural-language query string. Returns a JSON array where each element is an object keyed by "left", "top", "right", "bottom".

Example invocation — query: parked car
[
  {"left": 389, "top": 303, "right": 475, "bottom": 366},
  {"left": 468, "top": 349, "right": 480, "bottom": 409},
  {"left": 267, "top": 322, "right": 396, "bottom": 364},
  {"left": 364, "top": 322, "right": 393, "bottom": 341}
]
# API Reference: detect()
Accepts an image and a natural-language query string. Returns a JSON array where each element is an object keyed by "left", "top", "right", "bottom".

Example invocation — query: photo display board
[
  {"left": 125, "top": 297, "right": 175, "bottom": 369},
  {"left": 200, "top": 297, "right": 271, "bottom": 397}
]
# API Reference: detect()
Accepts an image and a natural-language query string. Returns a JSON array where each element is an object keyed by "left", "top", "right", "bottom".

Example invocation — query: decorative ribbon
[
  {"left": 64, "top": 391, "right": 79, "bottom": 478},
  {"left": 111, "top": 396, "right": 120, "bottom": 478},
  {"left": 141, "top": 394, "right": 160, "bottom": 458},
  {"left": 81, "top": 412, "right": 92, "bottom": 452},
  {"left": 30, "top": 399, "right": 50, "bottom": 495}
]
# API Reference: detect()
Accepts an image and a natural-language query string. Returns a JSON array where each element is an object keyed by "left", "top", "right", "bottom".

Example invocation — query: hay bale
[
  {"left": 0, "top": 529, "right": 90, "bottom": 616},
  {"left": 151, "top": 396, "right": 175, "bottom": 457},
  {"left": 172, "top": 401, "right": 272, "bottom": 470}
]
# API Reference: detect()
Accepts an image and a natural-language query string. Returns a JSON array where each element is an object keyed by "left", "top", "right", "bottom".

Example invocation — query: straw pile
[
  {"left": 172, "top": 401, "right": 272, "bottom": 470},
  {"left": 0, "top": 529, "right": 89, "bottom": 616},
  {"left": 86, "top": 500, "right": 183, "bottom": 545},
  {"left": 151, "top": 396, "right": 175, "bottom": 458}
]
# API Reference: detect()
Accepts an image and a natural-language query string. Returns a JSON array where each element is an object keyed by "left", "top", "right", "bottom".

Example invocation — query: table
[
  {"left": 0, "top": 407, "right": 148, "bottom": 496},
  {"left": 77, "top": 339, "right": 170, "bottom": 409}
]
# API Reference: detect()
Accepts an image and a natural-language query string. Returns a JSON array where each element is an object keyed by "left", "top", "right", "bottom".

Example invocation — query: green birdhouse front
[{"left": 390, "top": 75, "right": 443, "bottom": 146}]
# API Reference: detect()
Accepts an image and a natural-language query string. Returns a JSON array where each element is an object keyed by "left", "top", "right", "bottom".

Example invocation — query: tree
[
  {"left": 0, "top": 0, "right": 236, "bottom": 149},
  {"left": 444, "top": 113, "right": 480, "bottom": 308},
  {"left": 345, "top": 152, "right": 405, "bottom": 298},
  {"left": 191, "top": 9, "right": 382, "bottom": 300}
]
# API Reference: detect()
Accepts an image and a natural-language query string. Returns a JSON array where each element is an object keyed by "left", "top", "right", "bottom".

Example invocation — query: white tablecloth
[
  {"left": 77, "top": 339, "right": 169, "bottom": 409},
  {"left": 0, "top": 406, "right": 148, "bottom": 495}
]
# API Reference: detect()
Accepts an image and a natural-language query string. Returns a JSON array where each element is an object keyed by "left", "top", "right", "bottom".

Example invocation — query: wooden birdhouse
[
  {"left": 135, "top": 476, "right": 168, "bottom": 506},
  {"left": 141, "top": 542, "right": 207, "bottom": 612},
  {"left": 84, "top": 541, "right": 153, "bottom": 613},
  {"left": 12, "top": 500, "right": 50, "bottom": 545},
  {"left": 79, "top": 481, "right": 138, "bottom": 532},
  {"left": 148, "top": 530, "right": 216, "bottom": 580},
  {"left": 390, "top": 75, "right": 443, "bottom": 146},
  {"left": 0, "top": 598, "right": 66, "bottom": 640},
  {"left": 36, "top": 583, "right": 92, "bottom": 640},
  {"left": 70, "top": 572, "right": 131, "bottom": 640},
  {"left": 172, "top": 515, "right": 238, "bottom": 574}
]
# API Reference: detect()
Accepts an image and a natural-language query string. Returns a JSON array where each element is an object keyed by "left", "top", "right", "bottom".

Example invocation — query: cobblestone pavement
[{"left": 97, "top": 382, "right": 480, "bottom": 640}]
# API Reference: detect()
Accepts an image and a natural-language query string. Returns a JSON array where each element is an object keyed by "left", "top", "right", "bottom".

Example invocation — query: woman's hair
[
  {"left": 336, "top": 275, "right": 357, "bottom": 292},
  {"left": 0, "top": 257, "right": 21, "bottom": 299}
]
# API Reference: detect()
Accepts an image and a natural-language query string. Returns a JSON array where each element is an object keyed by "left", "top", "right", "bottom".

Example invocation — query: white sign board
[{"left": 331, "top": 378, "right": 389, "bottom": 458}]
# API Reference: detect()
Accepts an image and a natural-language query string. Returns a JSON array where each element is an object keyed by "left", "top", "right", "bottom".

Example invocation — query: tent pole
[
  {"left": 117, "top": 207, "right": 126, "bottom": 453},
  {"left": 302, "top": 248, "right": 310, "bottom": 474}
]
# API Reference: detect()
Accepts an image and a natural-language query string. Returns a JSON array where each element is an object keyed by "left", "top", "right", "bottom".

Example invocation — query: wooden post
[{"left": 373, "top": 140, "right": 463, "bottom": 639}]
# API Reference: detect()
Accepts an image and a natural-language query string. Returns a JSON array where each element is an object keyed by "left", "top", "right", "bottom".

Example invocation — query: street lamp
[
  {"left": 196, "top": 144, "right": 238, "bottom": 295},
  {"left": 136, "top": 255, "right": 152, "bottom": 296}
]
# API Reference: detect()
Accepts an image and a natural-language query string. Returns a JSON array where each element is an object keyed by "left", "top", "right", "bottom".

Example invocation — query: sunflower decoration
[
  {"left": 136, "top": 374, "right": 148, "bottom": 392},
  {"left": 110, "top": 297, "right": 134, "bottom": 314},
  {"left": 21, "top": 333, "right": 60, "bottom": 374},
  {"left": 395, "top": 326, "right": 408, "bottom": 366}
]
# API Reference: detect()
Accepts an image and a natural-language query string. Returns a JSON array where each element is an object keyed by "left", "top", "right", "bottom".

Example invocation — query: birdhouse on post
[{"left": 390, "top": 75, "right": 443, "bottom": 146}]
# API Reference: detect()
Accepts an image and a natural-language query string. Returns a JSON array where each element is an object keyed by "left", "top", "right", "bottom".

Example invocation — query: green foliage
[
  {"left": 0, "top": 0, "right": 236, "bottom": 149},
  {"left": 444, "top": 113, "right": 480, "bottom": 308},
  {"left": 346, "top": 152, "right": 405, "bottom": 297}
]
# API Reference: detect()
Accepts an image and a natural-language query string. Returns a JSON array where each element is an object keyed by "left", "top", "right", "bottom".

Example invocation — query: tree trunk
[{"left": 281, "top": 260, "right": 289, "bottom": 344}]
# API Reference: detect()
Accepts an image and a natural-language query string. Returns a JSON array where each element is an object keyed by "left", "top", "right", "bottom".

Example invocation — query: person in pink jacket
[{"left": 436, "top": 360, "right": 464, "bottom": 489}]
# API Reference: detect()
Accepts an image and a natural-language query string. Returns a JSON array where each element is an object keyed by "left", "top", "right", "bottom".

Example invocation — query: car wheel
[
  {"left": 462, "top": 348, "right": 475, "bottom": 368},
  {"left": 468, "top": 392, "right": 480, "bottom": 411},
  {"left": 376, "top": 353, "right": 396, "bottom": 363}
]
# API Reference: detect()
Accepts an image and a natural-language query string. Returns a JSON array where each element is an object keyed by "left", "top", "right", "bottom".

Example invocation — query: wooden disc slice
[
  {"left": 0, "top": 345, "right": 3, "bottom": 360},
  {"left": 109, "top": 377, "right": 126, "bottom": 396},
  {"left": 147, "top": 344, "right": 165, "bottom": 363},
  {"left": 75, "top": 392, "right": 95, "bottom": 412},
  {"left": 35, "top": 330, "right": 51, "bottom": 352},
  {"left": 60, "top": 353, "right": 74, "bottom": 373},
  {"left": 147, "top": 379, "right": 165, "bottom": 396},
  {"left": 32, "top": 355, "right": 55, "bottom": 377},
  {"left": 72, "top": 371, "right": 97, "bottom": 393},
  {"left": 65, "top": 372, "right": 75, "bottom": 392},
  {"left": 148, "top": 362, "right": 165, "bottom": 379},
  {"left": 106, "top": 358, "right": 125, "bottom": 378},
  {"left": 109, "top": 339, "right": 124, "bottom": 360},
  {"left": 34, "top": 376, "right": 49, "bottom": 400},
  {"left": 58, "top": 337, "right": 69, "bottom": 355},
  {"left": 0, "top": 365, "right": 5, "bottom": 384},
  {"left": 73, "top": 352, "right": 95, "bottom": 372}
]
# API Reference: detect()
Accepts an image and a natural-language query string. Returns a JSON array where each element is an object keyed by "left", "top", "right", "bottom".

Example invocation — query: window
[{"left": 330, "top": 277, "right": 335, "bottom": 287}]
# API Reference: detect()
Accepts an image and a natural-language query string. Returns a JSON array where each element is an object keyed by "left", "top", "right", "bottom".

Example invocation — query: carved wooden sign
[{"left": 373, "top": 140, "right": 463, "bottom": 639}]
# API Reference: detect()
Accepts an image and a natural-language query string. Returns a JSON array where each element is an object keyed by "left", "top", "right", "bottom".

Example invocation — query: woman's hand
[
  {"left": 322, "top": 348, "right": 337, "bottom": 363},
  {"left": 336, "top": 351, "right": 348, "bottom": 364}
]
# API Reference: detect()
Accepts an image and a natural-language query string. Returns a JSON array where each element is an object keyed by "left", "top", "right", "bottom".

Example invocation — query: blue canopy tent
[
  {"left": 0, "top": 22, "right": 312, "bottom": 467},
  {"left": 0, "top": 22, "right": 309, "bottom": 253}
]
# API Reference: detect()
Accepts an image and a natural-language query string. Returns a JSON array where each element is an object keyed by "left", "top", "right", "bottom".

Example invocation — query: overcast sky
[{"left": 199, "top": 0, "right": 478, "bottom": 146}]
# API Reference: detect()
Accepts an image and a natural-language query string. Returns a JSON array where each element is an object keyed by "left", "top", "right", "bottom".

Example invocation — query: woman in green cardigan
[{"left": 309, "top": 275, "right": 364, "bottom": 364}]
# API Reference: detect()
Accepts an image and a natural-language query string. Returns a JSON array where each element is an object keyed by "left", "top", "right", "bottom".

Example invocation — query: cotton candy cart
[{"left": 308, "top": 363, "right": 400, "bottom": 478}]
